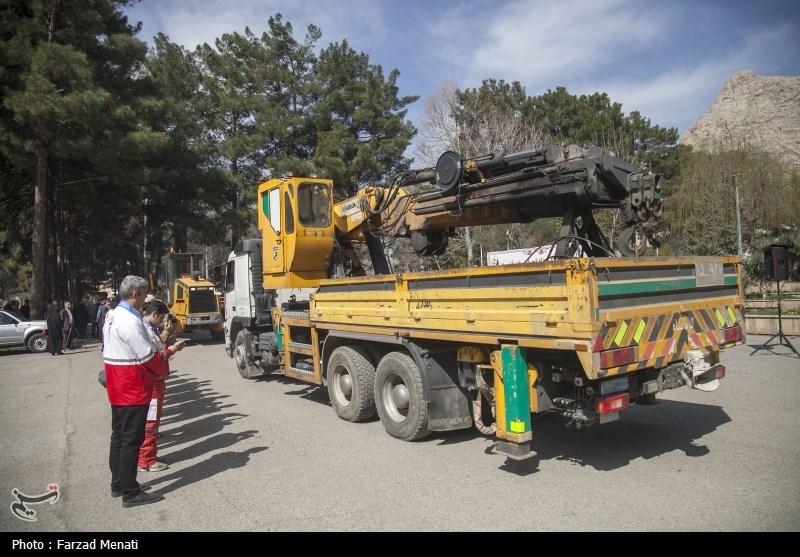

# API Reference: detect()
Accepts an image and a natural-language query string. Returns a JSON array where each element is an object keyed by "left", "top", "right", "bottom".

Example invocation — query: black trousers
[{"left": 109, "top": 404, "right": 149, "bottom": 500}]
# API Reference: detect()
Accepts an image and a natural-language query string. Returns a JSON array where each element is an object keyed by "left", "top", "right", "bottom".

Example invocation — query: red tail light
[
  {"left": 598, "top": 346, "right": 638, "bottom": 369},
  {"left": 721, "top": 326, "right": 742, "bottom": 344},
  {"left": 597, "top": 393, "right": 630, "bottom": 415},
  {"left": 714, "top": 365, "right": 726, "bottom": 380}
]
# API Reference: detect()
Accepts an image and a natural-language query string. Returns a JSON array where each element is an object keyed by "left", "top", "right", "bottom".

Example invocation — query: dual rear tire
[{"left": 327, "top": 347, "right": 430, "bottom": 441}]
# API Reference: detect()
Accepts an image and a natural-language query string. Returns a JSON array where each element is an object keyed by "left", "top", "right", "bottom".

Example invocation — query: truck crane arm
[{"left": 334, "top": 141, "right": 662, "bottom": 266}]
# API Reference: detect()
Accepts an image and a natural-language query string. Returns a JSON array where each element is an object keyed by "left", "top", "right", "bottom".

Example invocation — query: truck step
[
  {"left": 287, "top": 342, "right": 314, "bottom": 355},
  {"left": 281, "top": 310, "right": 310, "bottom": 323},
  {"left": 288, "top": 366, "right": 314, "bottom": 377}
]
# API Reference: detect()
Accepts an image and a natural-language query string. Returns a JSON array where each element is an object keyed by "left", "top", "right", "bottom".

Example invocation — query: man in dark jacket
[
  {"left": 20, "top": 299, "right": 31, "bottom": 320},
  {"left": 60, "top": 301, "right": 73, "bottom": 351},
  {"left": 73, "top": 300, "right": 88, "bottom": 338}
]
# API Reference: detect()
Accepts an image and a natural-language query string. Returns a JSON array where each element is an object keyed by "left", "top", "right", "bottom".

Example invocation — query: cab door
[
  {"left": 225, "top": 254, "right": 254, "bottom": 321},
  {"left": 261, "top": 186, "right": 286, "bottom": 277}
]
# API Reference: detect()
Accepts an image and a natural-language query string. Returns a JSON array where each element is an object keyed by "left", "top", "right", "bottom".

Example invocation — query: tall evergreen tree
[
  {"left": 254, "top": 14, "right": 320, "bottom": 174},
  {"left": 310, "top": 39, "right": 417, "bottom": 198},
  {"left": 1, "top": 0, "right": 148, "bottom": 315}
]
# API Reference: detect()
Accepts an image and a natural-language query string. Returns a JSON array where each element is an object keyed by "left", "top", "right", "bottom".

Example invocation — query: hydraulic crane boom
[{"left": 336, "top": 140, "right": 662, "bottom": 269}]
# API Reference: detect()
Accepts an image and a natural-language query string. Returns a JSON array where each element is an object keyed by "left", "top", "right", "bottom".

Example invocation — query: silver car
[{"left": 0, "top": 310, "right": 49, "bottom": 353}]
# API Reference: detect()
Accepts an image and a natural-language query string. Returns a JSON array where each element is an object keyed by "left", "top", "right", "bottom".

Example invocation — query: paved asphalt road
[{"left": 1, "top": 331, "right": 798, "bottom": 534}]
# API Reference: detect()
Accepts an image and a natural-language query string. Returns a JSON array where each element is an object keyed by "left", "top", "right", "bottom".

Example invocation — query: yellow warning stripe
[
  {"left": 633, "top": 319, "right": 647, "bottom": 343},
  {"left": 613, "top": 321, "right": 629, "bottom": 347}
]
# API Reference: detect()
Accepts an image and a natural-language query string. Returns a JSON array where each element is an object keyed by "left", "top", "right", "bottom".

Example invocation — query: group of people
[
  {"left": 101, "top": 275, "right": 186, "bottom": 508},
  {"left": 2, "top": 298, "right": 31, "bottom": 319},
  {"left": 44, "top": 300, "right": 75, "bottom": 356},
  {"left": 12, "top": 279, "right": 185, "bottom": 508}
]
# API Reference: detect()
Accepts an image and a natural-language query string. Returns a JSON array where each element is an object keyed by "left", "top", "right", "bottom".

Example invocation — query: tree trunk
[
  {"left": 31, "top": 147, "right": 48, "bottom": 318},
  {"left": 47, "top": 186, "right": 59, "bottom": 300},
  {"left": 463, "top": 226, "right": 474, "bottom": 266}
]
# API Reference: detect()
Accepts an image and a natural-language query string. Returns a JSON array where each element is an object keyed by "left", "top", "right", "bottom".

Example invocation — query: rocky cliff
[{"left": 678, "top": 70, "right": 800, "bottom": 168}]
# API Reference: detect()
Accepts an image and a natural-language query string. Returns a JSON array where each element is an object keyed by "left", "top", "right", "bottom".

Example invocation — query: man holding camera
[{"left": 137, "top": 298, "right": 186, "bottom": 473}]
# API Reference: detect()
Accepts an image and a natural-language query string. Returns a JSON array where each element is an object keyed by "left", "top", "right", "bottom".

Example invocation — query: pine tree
[
  {"left": 1, "top": 0, "right": 148, "bottom": 315},
  {"left": 310, "top": 39, "right": 417, "bottom": 198}
]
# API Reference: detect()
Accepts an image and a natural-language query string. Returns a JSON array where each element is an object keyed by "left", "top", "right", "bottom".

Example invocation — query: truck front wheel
[
  {"left": 374, "top": 352, "right": 431, "bottom": 441},
  {"left": 327, "top": 346, "right": 376, "bottom": 422},
  {"left": 235, "top": 331, "right": 263, "bottom": 379}
]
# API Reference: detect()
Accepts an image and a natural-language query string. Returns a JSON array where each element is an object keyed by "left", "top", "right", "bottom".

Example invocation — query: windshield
[{"left": 297, "top": 182, "right": 331, "bottom": 228}]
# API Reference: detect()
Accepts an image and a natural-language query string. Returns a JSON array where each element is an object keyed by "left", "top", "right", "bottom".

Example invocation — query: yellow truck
[
  {"left": 222, "top": 142, "right": 744, "bottom": 459},
  {"left": 160, "top": 252, "right": 224, "bottom": 340}
]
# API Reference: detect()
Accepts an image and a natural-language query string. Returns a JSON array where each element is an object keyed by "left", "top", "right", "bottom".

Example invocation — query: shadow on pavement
[
  {"left": 414, "top": 397, "right": 732, "bottom": 477},
  {"left": 138, "top": 371, "right": 266, "bottom": 494}
]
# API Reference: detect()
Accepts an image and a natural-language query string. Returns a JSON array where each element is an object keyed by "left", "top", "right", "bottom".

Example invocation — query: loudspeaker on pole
[{"left": 763, "top": 244, "right": 790, "bottom": 282}]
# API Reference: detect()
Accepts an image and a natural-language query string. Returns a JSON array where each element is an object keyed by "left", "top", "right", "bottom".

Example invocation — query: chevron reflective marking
[
  {"left": 633, "top": 319, "right": 647, "bottom": 343},
  {"left": 622, "top": 318, "right": 639, "bottom": 347},
  {"left": 657, "top": 312, "right": 676, "bottom": 344},
  {"left": 642, "top": 340, "right": 656, "bottom": 360},
  {"left": 714, "top": 308, "right": 726, "bottom": 327},
  {"left": 595, "top": 306, "right": 735, "bottom": 375},
  {"left": 648, "top": 314, "right": 665, "bottom": 344},
  {"left": 698, "top": 307, "right": 718, "bottom": 331},
  {"left": 674, "top": 329, "right": 690, "bottom": 355},
  {"left": 663, "top": 337, "right": 676, "bottom": 357},
  {"left": 613, "top": 321, "right": 629, "bottom": 347}
]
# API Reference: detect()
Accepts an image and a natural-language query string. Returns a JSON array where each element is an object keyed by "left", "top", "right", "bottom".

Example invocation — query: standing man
[
  {"left": 92, "top": 300, "right": 102, "bottom": 338},
  {"left": 97, "top": 300, "right": 110, "bottom": 349},
  {"left": 60, "top": 301, "right": 73, "bottom": 351},
  {"left": 20, "top": 299, "right": 31, "bottom": 320},
  {"left": 103, "top": 276, "right": 169, "bottom": 508},
  {"left": 73, "top": 299, "right": 88, "bottom": 339}
]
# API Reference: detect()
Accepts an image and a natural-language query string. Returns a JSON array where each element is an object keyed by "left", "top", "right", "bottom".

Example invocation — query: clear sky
[{"left": 124, "top": 0, "right": 800, "bottom": 142}]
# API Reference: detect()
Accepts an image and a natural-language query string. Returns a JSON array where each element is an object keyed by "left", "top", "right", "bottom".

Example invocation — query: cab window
[
  {"left": 266, "top": 188, "right": 281, "bottom": 234},
  {"left": 297, "top": 183, "right": 331, "bottom": 228},
  {"left": 225, "top": 261, "right": 235, "bottom": 293}
]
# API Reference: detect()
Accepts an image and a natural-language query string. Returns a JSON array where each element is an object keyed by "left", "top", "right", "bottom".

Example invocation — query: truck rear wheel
[
  {"left": 374, "top": 352, "right": 431, "bottom": 441},
  {"left": 235, "top": 331, "right": 263, "bottom": 379},
  {"left": 327, "top": 346, "right": 376, "bottom": 422}
]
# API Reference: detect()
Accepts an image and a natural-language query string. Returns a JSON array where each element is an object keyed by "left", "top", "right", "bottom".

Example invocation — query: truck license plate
[{"left": 600, "top": 376, "right": 629, "bottom": 396}]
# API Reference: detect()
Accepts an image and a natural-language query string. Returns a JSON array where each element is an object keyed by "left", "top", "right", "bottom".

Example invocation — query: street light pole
[{"left": 734, "top": 174, "right": 743, "bottom": 257}]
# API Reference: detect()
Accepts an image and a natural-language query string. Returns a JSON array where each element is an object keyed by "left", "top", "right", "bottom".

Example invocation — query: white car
[{"left": 0, "top": 310, "right": 49, "bottom": 353}]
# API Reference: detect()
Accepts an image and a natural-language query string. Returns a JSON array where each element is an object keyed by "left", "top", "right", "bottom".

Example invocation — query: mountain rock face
[{"left": 678, "top": 70, "right": 800, "bottom": 168}]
